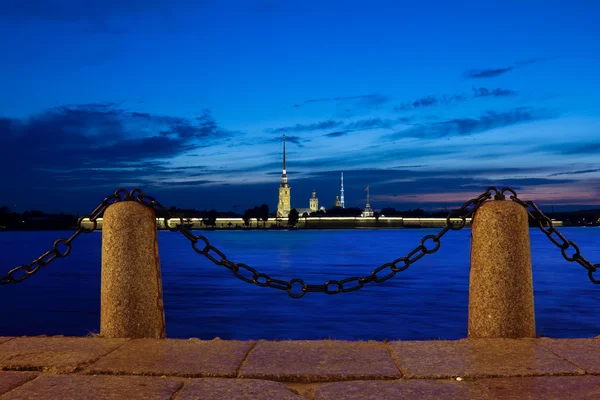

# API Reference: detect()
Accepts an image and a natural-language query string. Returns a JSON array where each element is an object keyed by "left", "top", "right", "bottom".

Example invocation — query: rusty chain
[
  {"left": 2, "top": 186, "right": 598, "bottom": 292},
  {"left": 502, "top": 188, "right": 599, "bottom": 284}
]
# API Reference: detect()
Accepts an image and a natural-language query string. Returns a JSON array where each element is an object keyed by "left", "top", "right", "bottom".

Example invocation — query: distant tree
[
  {"left": 251, "top": 206, "right": 261, "bottom": 227},
  {"left": 202, "top": 210, "right": 217, "bottom": 227},
  {"left": 325, "top": 207, "right": 361, "bottom": 217},
  {"left": 374, "top": 211, "right": 380, "bottom": 222},
  {"left": 287, "top": 208, "right": 299, "bottom": 227},
  {"left": 259, "top": 204, "right": 269, "bottom": 228},
  {"left": 242, "top": 209, "right": 253, "bottom": 227},
  {"left": 381, "top": 207, "right": 398, "bottom": 216},
  {"left": 302, "top": 212, "right": 308, "bottom": 227}
]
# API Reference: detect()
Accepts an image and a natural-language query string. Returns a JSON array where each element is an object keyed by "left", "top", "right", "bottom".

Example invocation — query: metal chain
[
  {"left": 502, "top": 188, "right": 599, "bottom": 284},
  {"left": 131, "top": 187, "right": 498, "bottom": 298},
  {"left": 0, "top": 188, "right": 131, "bottom": 284}
]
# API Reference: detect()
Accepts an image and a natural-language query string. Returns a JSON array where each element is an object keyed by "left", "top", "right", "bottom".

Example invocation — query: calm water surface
[{"left": 0, "top": 228, "right": 599, "bottom": 340}]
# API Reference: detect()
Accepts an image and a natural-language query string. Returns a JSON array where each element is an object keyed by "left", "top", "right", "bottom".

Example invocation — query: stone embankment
[{"left": 0, "top": 336, "right": 599, "bottom": 399}]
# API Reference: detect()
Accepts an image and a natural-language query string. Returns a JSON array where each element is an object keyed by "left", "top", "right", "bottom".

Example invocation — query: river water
[{"left": 0, "top": 228, "right": 598, "bottom": 340}]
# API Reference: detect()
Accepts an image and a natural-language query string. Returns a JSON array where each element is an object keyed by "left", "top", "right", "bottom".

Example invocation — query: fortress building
[{"left": 277, "top": 134, "right": 291, "bottom": 217}]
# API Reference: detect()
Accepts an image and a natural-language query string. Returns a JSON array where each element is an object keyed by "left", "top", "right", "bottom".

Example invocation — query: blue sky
[{"left": 1, "top": 0, "right": 599, "bottom": 213}]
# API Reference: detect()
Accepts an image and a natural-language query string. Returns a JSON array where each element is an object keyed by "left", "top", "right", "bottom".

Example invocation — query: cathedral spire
[
  {"left": 277, "top": 133, "right": 291, "bottom": 217},
  {"left": 281, "top": 134, "right": 287, "bottom": 185},
  {"left": 283, "top": 133, "right": 286, "bottom": 172}
]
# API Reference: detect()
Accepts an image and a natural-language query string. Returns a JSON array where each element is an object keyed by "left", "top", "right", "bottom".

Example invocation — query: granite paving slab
[
  {"left": 175, "top": 378, "right": 303, "bottom": 400},
  {"left": 86, "top": 338, "right": 255, "bottom": 377},
  {"left": 314, "top": 379, "right": 484, "bottom": 400},
  {"left": 0, "top": 371, "right": 39, "bottom": 395},
  {"left": 477, "top": 375, "right": 600, "bottom": 399},
  {"left": 0, "top": 337, "right": 14, "bottom": 345},
  {"left": 536, "top": 338, "right": 600, "bottom": 373},
  {"left": 0, "top": 337, "right": 128, "bottom": 373},
  {"left": 240, "top": 340, "right": 401, "bottom": 383},
  {"left": 0, "top": 374, "right": 183, "bottom": 400},
  {"left": 389, "top": 339, "right": 584, "bottom": 378}
]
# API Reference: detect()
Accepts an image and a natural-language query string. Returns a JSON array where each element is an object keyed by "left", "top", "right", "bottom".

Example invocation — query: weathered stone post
[
  {"left": 468, "top": 197, "right": 535, "bottom": 338},
  {"left": 101, "top": 201, "right": 166, "bottom": 338}
]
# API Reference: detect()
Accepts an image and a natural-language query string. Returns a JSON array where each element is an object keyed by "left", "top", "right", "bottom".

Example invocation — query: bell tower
[
  {"left": 310, "top": 190, "right": 318, "bottom": 212},
  {"left": 277, "top": 134, "right": 291, "bottom": 217}
]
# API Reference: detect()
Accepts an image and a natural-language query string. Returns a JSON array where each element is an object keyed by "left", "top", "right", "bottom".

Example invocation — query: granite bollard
[
  {"left": 468, "top": 199, "right": 535, "bottom": 338},
  {"left": 101, "top": 201, "right": 166, "bottom": 339}
]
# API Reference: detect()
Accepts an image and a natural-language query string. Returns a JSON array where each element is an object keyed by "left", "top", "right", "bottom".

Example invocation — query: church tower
[
  {"left": 309, "top": 190, "right": 318, "bottom": 212},
  {"left": 277, "top": 134, "right": 291, "bottom": 217}
]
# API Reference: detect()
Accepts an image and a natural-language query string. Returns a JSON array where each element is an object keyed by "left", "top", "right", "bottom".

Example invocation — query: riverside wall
[
  {"left": 80, "top": 216, "right": 563, "bottom": 230},
  {"left": 79, "top": 216, "right": 516, "bottom": 230}
]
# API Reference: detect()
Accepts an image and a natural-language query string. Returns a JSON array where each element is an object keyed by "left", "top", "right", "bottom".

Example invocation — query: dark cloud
[
  {"left": 395, "top": 94, "right": 466, "bottom": 111},
  {"left": 464, "top": 58, "right": 548, "bottom": 79},
  {"left": 323, "top": 118, "right": 398, "bottom": 138},
  {"left": 472, "top": 87, "right": 518, "bottom": 97},
  {"left": 395, "top": 88, "right": 516, "bottom": 111},
  {"left": 159, "top": 179, "right": 217, "bottom": 186},
  {"left": 549, "top": 169, "right": 600, "bottom": 177},
  {"left": 464, "top": 67, "right": 513, "bottom": 79},
  {"left": 388, "top": 107, "right": 556, "bottom": 140},
  {"left": 269, "top": 120, "right": 343, "bottom": 134},
  {"left": 266, "top": 135, "right": 305, "bottom": 146},
  {"left": 540, "top": 143, "right": 600, "bottom": 155},
  {"left": 345, "top": 118, "right": 396, "bottom": 130},
  {"left": 323, "top": 118, "right": 400, "bottom": 137},
  {"left": 324, "top": 131, "right": 350, "bottom": 138},
  {"left": 0, "top": 103, "right": 236, "bottom": 192}
]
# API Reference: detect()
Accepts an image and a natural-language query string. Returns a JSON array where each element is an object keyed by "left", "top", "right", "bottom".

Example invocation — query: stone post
[
  {"left": 101, "top": 201, "right": 166, "bottom": 338},
  {"left": 468, "top": 198, "right": 535, "bottom": 338}
]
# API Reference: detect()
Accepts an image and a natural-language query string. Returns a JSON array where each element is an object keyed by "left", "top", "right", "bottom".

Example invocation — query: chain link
[
  {"left": 147, "top": 186, "right": 498, "bottom": 298},
  {"left": 0, "top": 188, "right": 135, "bottom": 285},
  {"left": 504, "top": 188, "right": 599, "bottom": 284}
]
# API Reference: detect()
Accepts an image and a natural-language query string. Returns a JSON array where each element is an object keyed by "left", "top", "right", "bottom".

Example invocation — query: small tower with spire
[
  {"left": 361, "top": 185, "right": 374, "bottom": 217},
  {"left": 277, "top": 134, "right": 291, "bottom": 217},
  {"left": 340, "top": 172, "right": 345, "bottom": 208},
  {"left": 309, "top": 190, "right": 318, "bottom": 212}
]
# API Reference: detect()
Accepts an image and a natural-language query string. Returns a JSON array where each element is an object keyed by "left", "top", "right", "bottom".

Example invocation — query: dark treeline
[
  {"left": 1, "top": 205, "right": 599, "bottom": 230},
  {"left": 0, "top": 206, "right": 77, "bottom": 230}
]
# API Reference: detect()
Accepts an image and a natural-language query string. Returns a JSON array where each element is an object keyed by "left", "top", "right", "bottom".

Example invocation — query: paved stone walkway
[{"left": 0, "top": 336, "right": 599, "bottom": 399}]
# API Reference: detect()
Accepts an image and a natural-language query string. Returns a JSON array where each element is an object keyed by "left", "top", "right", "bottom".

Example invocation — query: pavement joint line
[
  {"left": 166, "top": 379, "right": 185, "bottom": 400},
  {"left": 73, "top": 338, "right": 132, "bottom": 374},
  {"left": 533, "top": 340, "right": 591, "bottom": 374},
  {"left": 0, "top": 371, "right": 42, "bottom": 395},
  {"left": 235, "top": 340, "right": 258, "bottom": 378},
  {"left": 383, "top": 341, "right": 405, "bottom": 378}
]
